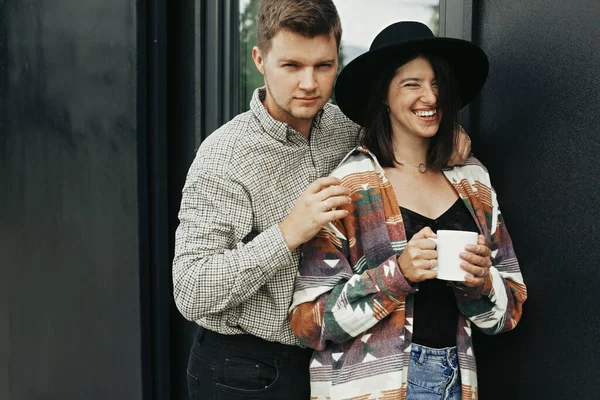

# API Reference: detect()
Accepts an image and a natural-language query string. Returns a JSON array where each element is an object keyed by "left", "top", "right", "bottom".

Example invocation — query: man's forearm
[{"left": 172, "top": 224, "right": 293, "bottom": 321}]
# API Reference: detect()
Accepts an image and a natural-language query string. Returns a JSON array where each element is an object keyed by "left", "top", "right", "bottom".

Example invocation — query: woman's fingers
[
  {"left": 462, "top": 273, "right": 486, "bottom": 287},
  {"left": 464, "top": 243, "right": 491, "bottom": 258},
  {"left": 411, "top": 226, "right": 437, "bottom": 240},
  {"left": 460, "top": 251, "right": 492, "bottom": 269},
  {"left": 460, "top": 259, "right": 487, "bottom": 277},
  {"left": 418, "top": 269, "right": 438, "bottom": 281},
  {"left": 458, "top": 236, "right": 491, "bottom": 287},
  {"left": 419, "top": 249, "right": 437, "bottom": 261},
  {"left": 398, "top": 230, "right": 439, "bottom": 282}
]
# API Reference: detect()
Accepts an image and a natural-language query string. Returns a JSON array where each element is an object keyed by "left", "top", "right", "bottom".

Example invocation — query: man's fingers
[
  {"left": 322, "top": 209, "right": 349, "bottom": 223},
  {"left": 306, "top": 177, "right": 343, "bottom": 194},
  {"left": 317, "top": 185, "right": 351, "bottom": 202},
  {"left": 320, "top": 194, "right": 351, "bottom": 211},
  {"left": 447, "top": 127, "right": 470, "bottom": 166},
  {"left": 461, "top": 145, "right": 470, "bottom": 162}
]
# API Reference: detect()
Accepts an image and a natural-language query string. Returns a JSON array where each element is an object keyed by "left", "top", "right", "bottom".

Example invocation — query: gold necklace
[{"left": 397, "top": 157, "right": 428, "bottom": 173}]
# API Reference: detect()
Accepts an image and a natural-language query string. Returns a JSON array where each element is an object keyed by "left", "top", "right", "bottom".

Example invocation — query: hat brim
[{"left": 335, "top": 37, "right": 489, "bottom": 126}]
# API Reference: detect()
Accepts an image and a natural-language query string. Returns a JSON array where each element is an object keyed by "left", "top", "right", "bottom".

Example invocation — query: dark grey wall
[
  {"left": 470, "top": 1, "right": 600, "bottom": 398},
  {"left": 0, "top": 1, "right": 146, "bottom": 399}
]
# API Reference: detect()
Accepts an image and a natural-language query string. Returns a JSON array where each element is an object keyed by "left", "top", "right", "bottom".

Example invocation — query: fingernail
[
  {"left": 460, "top": 262, "right": 467, "bottom": 268},
  {"left": 460, "top": 252, "right": 466, "bottom": 257}
]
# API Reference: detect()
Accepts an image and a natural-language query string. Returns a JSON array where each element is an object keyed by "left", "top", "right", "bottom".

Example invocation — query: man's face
[{"left": 252, "top": 29, "right": 338, "bottom": 133}]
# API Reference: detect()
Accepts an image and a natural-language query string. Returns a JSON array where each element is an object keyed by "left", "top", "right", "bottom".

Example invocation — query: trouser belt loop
[{"left": 417, "top": 345, "right": 426, "bottom": 365}]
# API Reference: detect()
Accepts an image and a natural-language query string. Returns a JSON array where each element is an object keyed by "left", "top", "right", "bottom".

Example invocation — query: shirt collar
[{"left": 250, "top": 87, "right": 326, "bottom": 142}]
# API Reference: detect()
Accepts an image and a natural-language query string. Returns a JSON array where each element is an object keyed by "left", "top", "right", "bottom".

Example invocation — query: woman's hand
[
  {"left": 459, "top": 235, "right": 492, "bottom": 287},
  {"left": 397, "top": 227, "right": 438, "bottom": 283}
]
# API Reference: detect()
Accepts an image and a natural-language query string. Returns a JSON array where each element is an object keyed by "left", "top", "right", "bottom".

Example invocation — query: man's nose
[{"left": 299, "top": 68, "right": 317, "bottom": 91}]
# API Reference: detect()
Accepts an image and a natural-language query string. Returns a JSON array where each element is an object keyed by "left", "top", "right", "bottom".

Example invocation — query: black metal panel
[
  {"left": 166, "top": 1, "right": 241, "bottom": 398},
  {"left": 203, "top": 0, "right": 240, "bottom": 136},
  {"left": 166, "top": 1, "right": 203, "bottom": 398},
  {"left": 471, "top": 1, "right": 600, "bottom": 398},
  {"left": 143, "top": 0, "right": 171, "bottom": 399},
  {"left": 0, "top": 1, "right": 145, "bottom": 399}
]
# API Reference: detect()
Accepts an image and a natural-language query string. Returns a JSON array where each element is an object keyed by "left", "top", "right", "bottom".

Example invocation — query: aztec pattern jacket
[{"left": 289, "top": 147, "right": 527, "bottom": 400}]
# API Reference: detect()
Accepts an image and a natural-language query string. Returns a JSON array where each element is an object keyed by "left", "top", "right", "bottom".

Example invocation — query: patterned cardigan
[{"left": 289, "top": 147, "right": 527, "bottom": 400}]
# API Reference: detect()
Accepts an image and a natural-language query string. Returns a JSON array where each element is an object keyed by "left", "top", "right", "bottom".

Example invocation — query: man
[{"left": 173, "top": 1, "right": 470, "bottom": 399}]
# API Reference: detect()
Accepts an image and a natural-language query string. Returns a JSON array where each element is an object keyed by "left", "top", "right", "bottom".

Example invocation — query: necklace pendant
[{"left": 417, "top": 163, "right": 427, "bottom": 173}]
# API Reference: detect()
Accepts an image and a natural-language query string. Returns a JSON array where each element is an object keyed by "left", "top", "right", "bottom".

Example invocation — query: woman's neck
[{"left": 391, "top": 131, "right": 430, "bottom": 166}]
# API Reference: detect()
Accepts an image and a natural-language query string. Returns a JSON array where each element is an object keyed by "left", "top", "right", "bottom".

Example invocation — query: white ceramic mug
[{"left": 429, "top": 230, "right": 479, "bottom": 281}]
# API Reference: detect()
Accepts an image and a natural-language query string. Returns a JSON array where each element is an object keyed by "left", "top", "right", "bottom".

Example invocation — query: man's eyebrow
[{"left": 278, "top": 58, "right": 336, "bottom": 64}]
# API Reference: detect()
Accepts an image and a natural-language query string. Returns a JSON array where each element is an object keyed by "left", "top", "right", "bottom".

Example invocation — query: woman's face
[{"left": 386, "top": 56, "right": 441, "bottom": 139}]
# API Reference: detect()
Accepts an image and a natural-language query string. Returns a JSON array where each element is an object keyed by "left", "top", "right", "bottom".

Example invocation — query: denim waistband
[{"left": 411, "top": 343, "right": 458, "bottom": 368}]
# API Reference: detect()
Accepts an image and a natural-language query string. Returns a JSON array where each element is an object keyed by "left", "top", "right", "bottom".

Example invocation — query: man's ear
[{"left": 252, "top": 46, "right": 266, "bottom": 75}]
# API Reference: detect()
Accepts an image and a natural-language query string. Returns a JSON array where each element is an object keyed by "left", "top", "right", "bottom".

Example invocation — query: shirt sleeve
[
  {"left": 289, "top": 209, "right": 417, "bottom": 351},
  {"left": 172, "top": 161, "right": 293, "bottom": 322},
  {"left": 453, "top": 191, "right": 527, "bottom": 335}
]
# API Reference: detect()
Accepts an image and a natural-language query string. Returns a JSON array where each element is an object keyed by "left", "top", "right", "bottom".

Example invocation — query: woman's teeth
[{"left": 414, "top": 110, "right": 437, "bottom": 117}]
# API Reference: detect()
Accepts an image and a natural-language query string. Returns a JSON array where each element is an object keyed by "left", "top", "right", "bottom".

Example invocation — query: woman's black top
[{"left": 399, "top": 198, "right": 479, "bottom": 349}]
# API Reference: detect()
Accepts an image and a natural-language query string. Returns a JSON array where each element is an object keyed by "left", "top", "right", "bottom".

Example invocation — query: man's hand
[
  {"left": 448, "top": 124, "right": 471, "bottom": 166},
  {"left": 279, "top": 177, "right": 351, "bottom": 251}
]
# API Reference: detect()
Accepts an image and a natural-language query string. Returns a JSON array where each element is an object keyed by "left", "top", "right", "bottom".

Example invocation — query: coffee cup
[{"left": 429, "top": 230, "right": 478, "bottom": 281}]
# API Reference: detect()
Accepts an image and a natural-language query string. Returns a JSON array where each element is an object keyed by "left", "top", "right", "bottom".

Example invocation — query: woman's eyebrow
[{"left": 399, "top": 77, "right": 422, "bottom": 84}]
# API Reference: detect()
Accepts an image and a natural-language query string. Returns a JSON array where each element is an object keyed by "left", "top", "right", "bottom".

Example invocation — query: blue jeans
[{"left": 406, "top": 343, "right": 461, "bottom": 400}]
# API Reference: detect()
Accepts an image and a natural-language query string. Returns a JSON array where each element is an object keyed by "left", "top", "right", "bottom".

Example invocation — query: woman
[{"left": 289, "top": 21, "right": 527, "bottom": 400}]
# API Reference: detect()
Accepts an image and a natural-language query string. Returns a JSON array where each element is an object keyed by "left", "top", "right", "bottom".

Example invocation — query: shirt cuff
[{"left": 246, "top": 224, "right": 294, "bottom": 279}]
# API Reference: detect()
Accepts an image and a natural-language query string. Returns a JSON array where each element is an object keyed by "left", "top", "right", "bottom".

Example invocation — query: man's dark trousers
[{"left": 187, "top": 327, "right": 313, "bottom": 400}]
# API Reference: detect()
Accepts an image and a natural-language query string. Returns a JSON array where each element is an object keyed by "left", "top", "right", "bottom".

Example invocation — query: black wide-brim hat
[{"left": 335, "top": 21, "right": 489, "bottom": 126}]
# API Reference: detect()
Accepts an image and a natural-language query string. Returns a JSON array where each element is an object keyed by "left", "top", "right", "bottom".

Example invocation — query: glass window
[
  {"left": 239, "top": 0, "right": 262, "bottom": 113},
  {"left": 238, "top": 0, "right": 440, "bottom": 112}
]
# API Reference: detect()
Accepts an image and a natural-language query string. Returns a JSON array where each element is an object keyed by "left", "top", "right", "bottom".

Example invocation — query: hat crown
[{"left": 369, "top": 21, "right": 435, "bottom": 51}]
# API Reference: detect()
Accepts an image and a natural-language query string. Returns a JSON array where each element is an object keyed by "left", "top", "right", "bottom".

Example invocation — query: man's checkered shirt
[{"left": 173, "top": 88, "right": 360, "bottom": 346}]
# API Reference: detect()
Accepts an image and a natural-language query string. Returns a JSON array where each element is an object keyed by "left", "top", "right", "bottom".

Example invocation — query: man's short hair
[{"left": 257, "top": 0, "right": 342, "bottom": 53}]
